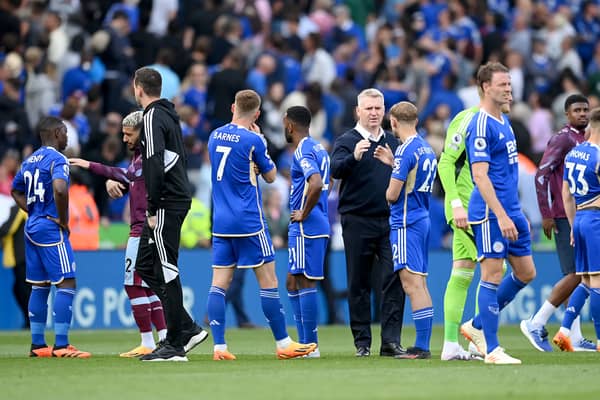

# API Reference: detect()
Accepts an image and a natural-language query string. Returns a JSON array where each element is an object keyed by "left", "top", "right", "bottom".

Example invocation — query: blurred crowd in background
[{"left": 2, "top": 0, "right": 600, "bottom": 251}]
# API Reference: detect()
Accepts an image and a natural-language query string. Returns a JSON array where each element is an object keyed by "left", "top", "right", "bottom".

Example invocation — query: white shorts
[{"left": 124, "top": 236, "right": 148, "bottom": 287}]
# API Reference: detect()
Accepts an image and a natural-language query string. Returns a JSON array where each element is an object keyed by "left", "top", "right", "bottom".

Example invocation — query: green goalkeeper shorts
[{"left": 451, "top": 222, "right": 477, "bottom": 262}]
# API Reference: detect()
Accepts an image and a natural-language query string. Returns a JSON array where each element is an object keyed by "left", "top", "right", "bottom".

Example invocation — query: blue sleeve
[
  {"left": 299, "top": 150, "right": 320, "bottom": 180},
  {"left": 253, "top": 135, "right": 275, "bottom": 174},
  {"left": 466, "top": 116, "right": 491, "bottom": 164},
  {"left": 52, "top": 156, "right": 70, "bottom": 184},
  {"left": 391, "top": 143, "right": 415, "bottom": 181},
  {"left": 12, "top": 168, "right": 25, "bottom": 192}
]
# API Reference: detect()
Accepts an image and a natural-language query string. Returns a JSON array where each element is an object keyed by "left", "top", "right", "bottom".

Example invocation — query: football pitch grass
[{"left": 1, "top": 324, "right": 599, "bottom": 400}]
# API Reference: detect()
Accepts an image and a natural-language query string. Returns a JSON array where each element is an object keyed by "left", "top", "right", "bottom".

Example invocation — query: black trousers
[
  {"left": 341, "top": 214, "right": 405, "bottom": 348},
  {"left": 135, "top": 208, "right": 194, "bottom": 347}
]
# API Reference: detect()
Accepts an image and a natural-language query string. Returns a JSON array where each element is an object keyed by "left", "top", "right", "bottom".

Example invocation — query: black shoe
[
  {"left": 394, "top": 346, "right": 431, "bottom": 360},
  {"left": 182, "top": 323, "right": 209, "bottom": 354},
  {"left": 380, "top": 342, "right": 407, "bottom": 357},
  {"left": 140, "top": 342, "right": 188, "bottom": 362},
  {"left": 355, "top": 346, "right": 371, "bottom": 357}
]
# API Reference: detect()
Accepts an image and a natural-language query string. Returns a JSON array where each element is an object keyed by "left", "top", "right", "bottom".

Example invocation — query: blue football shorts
[
  {"left": 288, "top": 234, "right": 328, "bottom": 280},
  {"left": 573, "top": 210, "right": 600, "bottom": 275},
  {"left": 212, "top": 230, "right": 275, "bottom": 268},
  {"left": 25, "top": 234, "right": 76, "bottom": 285},
  {"left": 390, "top": 217, "right": 430, "bottom": 275},
  {"left": 471, "top": 212, "right": 531, "bottom": 260}
]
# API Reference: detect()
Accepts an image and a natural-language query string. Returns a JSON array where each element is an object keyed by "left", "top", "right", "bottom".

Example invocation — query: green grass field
[{"left": 1, "top": 325, "right": 599, "bottom": 400}]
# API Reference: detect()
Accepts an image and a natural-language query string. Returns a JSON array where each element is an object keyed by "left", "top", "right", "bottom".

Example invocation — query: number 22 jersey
[
  {"left": 389, "top": 135, "right": 437, "bottom": 228},
  {"left": 208, "top": 123, "right": 275, "bottom": 236},
  {"left": 12, "top": 146, "right": 70, "bottom": 245}
]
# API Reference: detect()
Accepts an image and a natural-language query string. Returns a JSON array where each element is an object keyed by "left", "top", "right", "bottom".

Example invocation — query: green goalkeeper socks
[{"left": 443, "top": 268, "right": 474, "bottom": 342}]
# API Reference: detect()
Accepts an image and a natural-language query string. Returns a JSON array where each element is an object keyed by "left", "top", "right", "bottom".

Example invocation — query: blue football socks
[
  {"left": 413, "top": 307, "right": 434, "bottom": 351},
  {"left": 29, "top": 286, "right": 50, "bottom": 346},
  {"left": 561, "top": 283, "right": 590, "bottom": 330},
  {"left": 207, "top": 286, "right": 227, "bottom": 345},
  {"left": 478, "top": 281, "right": 500, "bottom": 353},
  {"left": 299, "top": 288, "right": 318, "bottom": 344},
  {"left": 288, "top": 290, "right": 304, "bottom": 343},
  {"left": 54, "top": 288, "right": 75, "bottom": 347},
  {"left": 260, "top": 288, "right": 288, "bottom": 341}
]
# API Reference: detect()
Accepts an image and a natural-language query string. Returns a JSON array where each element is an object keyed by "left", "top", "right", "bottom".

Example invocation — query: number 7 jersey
[
  {"left": 208, "top": 123, "right": 276, "bottom": 236},
  {"left": 12, "top": 146, "right": 70, "bottom": 245},
  {"left": 563, "top": 141, "right": 600, "bottom": 206}
]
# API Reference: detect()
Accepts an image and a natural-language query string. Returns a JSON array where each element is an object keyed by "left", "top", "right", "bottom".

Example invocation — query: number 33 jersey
[
  {"left": 289, "top": 136, "right": 330, "bottom": 238},
  {"left": 208, "top": 123, "right": 275, "bottom": 236},
  {"left": 12, "top": 146, "right": 70, "bottom": 245},
  {"left": 563, "top": 141, "right": 600, "bottom": 206},
  {"left": 389, "top": 134, "right": 437, "bottom": 229}
]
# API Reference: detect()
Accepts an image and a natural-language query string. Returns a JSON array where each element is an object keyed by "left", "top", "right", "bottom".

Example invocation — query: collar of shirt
[
  {"left": 566, "top": 124, "right": 586, "bottom": 136},
  {"left": 355, "top": 123, "right": 384, "bottom": 142}
]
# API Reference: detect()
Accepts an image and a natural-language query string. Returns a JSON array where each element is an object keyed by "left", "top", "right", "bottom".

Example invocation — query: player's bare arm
[
  {"left": 386, "top": 177, "right": 405, "bottom": 204},
  {"left": 290, "top": 173, "right": 323, "bottom": 222},
  {"left": 10, "top": 188, "right": 27, "bottom": 213},
  {"left": 52, "top": 178, "right": 70, "bottom": 233},
  {"left": 561, "top": 180, "right": 576, "bottom": 246},
  {"left": 472, "top": 161, "right": 518, "bottom": 241}
]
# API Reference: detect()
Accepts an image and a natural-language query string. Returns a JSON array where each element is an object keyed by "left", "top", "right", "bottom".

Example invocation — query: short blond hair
[
  {"left": 357, "top": 88, "right": 384, "bottom": 107},
  {"left": 389, "top": 101, "right": 418, "bottom": 124},
  {"left": 235, "top": 89, "right": 261, "bottom": 116},
  {"left": 122, "top": 111, "right": 143, "bottom": 129}
]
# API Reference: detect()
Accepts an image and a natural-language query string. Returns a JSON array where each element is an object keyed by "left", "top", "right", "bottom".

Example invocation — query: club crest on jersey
[
  {"left": 493, "top": 241, "right": 504, "bottom": 253},
  {"left": 300, "top": 159, "right": 311, "bottom": 171},
  {"left": 474, "top": 137, "right": 487, "bottom": 151}
]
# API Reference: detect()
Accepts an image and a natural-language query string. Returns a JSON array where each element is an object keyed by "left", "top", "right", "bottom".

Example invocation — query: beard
[{"left": 284, "top": 127, "right": 293, "bottom": 143}]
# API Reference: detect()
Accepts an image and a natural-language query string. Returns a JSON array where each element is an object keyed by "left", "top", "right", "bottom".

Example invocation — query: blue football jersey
[
  {"left": 12, "top": 146, "right": 70, "bottom": 245},
  {"left": 389, "top": 135, "right": 437, "bottom": 228},
  {"left": 563, "top": 142, "right": 600, "bottom": 206},
  {"left": 289, "top": 136, "right": 330, "bottom": 237},
  {"left": 208, "top": 123, "right": 276, "bottom": 236},
  {"left": 466, "top": 110, "right": 520, "bottom": 222}
]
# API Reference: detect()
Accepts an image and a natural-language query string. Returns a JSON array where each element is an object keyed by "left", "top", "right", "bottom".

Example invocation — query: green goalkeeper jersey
[{"left": 438, "top": 106, "right": 479, "bottom": 223}]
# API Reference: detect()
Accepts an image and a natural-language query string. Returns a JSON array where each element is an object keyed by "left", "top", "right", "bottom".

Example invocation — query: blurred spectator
[
  {"left": 506, "top": 50, "right": 525, "bottom": 103},
  {"left": 0, "top": 193, "right": 29, "bottom": 329},
  {"left": 147, "top": 48, "right": 181, "bottom": 101},
  {"left": 246, "top": 53, "right": 277, "bottom": 97},
  {"left": 329, "top": 3, "right": 367, "bottom": 51},
  {"left": 68, "top": 169, "right": 100, "bottom": 250},
  {"left": 527, "top": 92, "right": 554, "bottom": 164},
  {"left": 43, "top": 10, "right": 68, "bottom": 67},
  {"left": 507, "top": 13, "right": 532, "bottom": 59},
  {"left": 148, "top": 0, "right": 178, "bottom": 38},
  {"left": 87, "top": 135, "right": 124, "bottom": 224},
  {"left": 260, "top": 81, "right": 287, "bottom": 160},
  {"left": 301, "top": 32, "right": 336, "bottom": 90},
  {"left": 526, "top": 37, "right": 555, "bottom": 96},
  {"left": 556, "top": 36, "right": 583, "bottom": 80},
  {"left": 263, "top": 187, "right": 289, "bottom": 249},
  {"left": 0, "top": 149, "right": 19, "bottom": 195},
  {"left": 574, "top": 0, "right": 600, "bottom": 66},
  {"left": 206, "top": 50, "right": 246, "bottom": 129},
  {"left": 24, "top": 46, "right": 56, "bottom": 129},
  {"left": 129, "top": 6, "right": 159, "bottom": 68},
  {"left": 0, "top": 77, "right": 33, "bottom": 158},
  {"left": 180, "top": 196, "right": 211, "bottom": 249}
]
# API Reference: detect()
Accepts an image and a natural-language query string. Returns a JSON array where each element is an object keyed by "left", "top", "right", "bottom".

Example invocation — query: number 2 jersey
[
  {"left": 466, "top": 110, "right": 520, "bottom": 222},
  {"left": 208, "top": 123, "right": 275, "bottom": 236},
  {"left": 563, "top": 142, "right": 600, "bottom": 206},
  {"left": 12, "top": 146, "right": 70, "bottom": 245},
  {"left": 289, "top": 136, "right": 330, "bottom": 238},
  {"left": 389, "top": 135, "right": 437, "bottom": 228}
]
